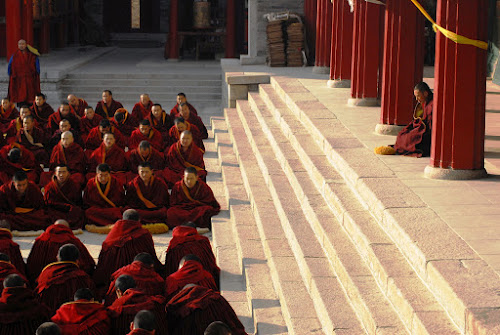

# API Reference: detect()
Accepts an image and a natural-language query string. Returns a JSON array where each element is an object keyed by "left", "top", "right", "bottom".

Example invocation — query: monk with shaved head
[
  {"left": 8, "top": 39, "right": 40, "bottom": 105},
  {"left": 67, "top": 94, "right": 88, "bottom": 117},
  {"left": 132, "top": 93, "right": 153, "bottom": 121}
]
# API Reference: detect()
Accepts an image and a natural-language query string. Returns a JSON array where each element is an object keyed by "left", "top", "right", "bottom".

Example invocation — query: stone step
[
  {"left": 65, "top": 73, "right": 221, "bottom": 80},
  {"left": 250, "top": 88, "right": 462, "bottom": 335},
  {"left": 59, "top": 85, "right": 222, "bottom": 94},
  {"left": 61, "top": 79, "right": 222, "bottom": 87},
  {"left": 265, "top": 76, "right": 500, "bottom": 334}
]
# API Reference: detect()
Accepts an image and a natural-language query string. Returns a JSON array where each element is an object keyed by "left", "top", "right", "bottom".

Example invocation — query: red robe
[
  {"left": 0, "top": 104, "right": 19, "bottom": 132},
  {"left": 165, "top": 121, "right": 205, "bottom": 151},
  {"left": 169, "top": 102, "right": 198, "bottom": 117},
  {"left": 111, "top": 114, "right": 139, "bottom": 140},
  {"left": 87, "top": 143, "right": 129, "bottom": 185},
  {"left": 26, "top": 224, "right": 95, "bottom": 281},
  {"left": 47, "top": 142, "right": 86, "bottom": 188},
  {"left": 47, "top": 110, "right": 82, "bottom": 134},
  {"left": 83, "top": 176, "right": 125, "bottom": 227},
  {"left": 71, "top": 98, "right": 89, "bottom": 117},
  {"left": 127, "top": 147, "right": 165, "bottom": 174},
  {"left": 0, "top": 181, "right": 50, "bottom": 231},
  {"left": 30, "top": 102, "right": 55, "bottom": 129},
  {"left": 52, "top": 300, "right": 111, "bottom": 335},
  {"left": 125, "top": 176, "right": 169, "bottom": 224},
  {"left": 0, "top": 228, "right": 26, "bottom": 276},
  {"left": 0, "top": 143, "right": 41, "bottom": 184},
  {"left": 167, "top": 179, "right": 220, "bottom": 229},
  {"left": 165, "top": 225, "right": 220, "bottom": 285},
  {"left": 0, "top": 260, "right": 26, "bottom": 292},
  {"left": 128, "top": 329, "right": 154, "bottom": 335},
  {"left": 8, "top": 49, "right": 40, "bottom": 104},
  {"left": 147, "top": 111, "right": 173, "bottom": 143},
  {"left": 93, "top": 219, "right": 163, "bottom": 288},
  {"left": 166, "top": 285, "right": 247, "bottom": 335},
  {"left": 131, "top": 101, "right": 153, "bottom": 121},
  {"left": 164, "top": 142, "right": 207, "bottom": 187},
  {"left": 129, "top": 128, "right": 164, "bottom": 151},
  {"left": 5, "top": 116, "right": 24, "bottom": 140},
  {"left": 166, "top": 260, "right": 217, "bottom": 300},
  {"left": 170, "top": 108, "right": 207, "bottom": 139},
  {"left": 16, "top": 126, "right": 49, "bottom": 165},
  {"left": 81, "top": 114, "right": 103, "bottom": 141},
  {"left": 109, "top": 289, "right": 168, "bottom": 335},
  {"left": 85, "top": 125, "right": 126, "bottom": 152},
  {"left": 43, "top": 176, "right": 86, "bottom": 229},
  {"left": 104, "top": 260, "right": 165, "bottom": 306},
  {"left": 95, "top": 100, "right": 124, "bottom": 120},
  {"left": 0, "top": 286, "right": 51, "bottom": 335},
  {"left": 35, "top": 261, "right": 95, "bottom": 314}
]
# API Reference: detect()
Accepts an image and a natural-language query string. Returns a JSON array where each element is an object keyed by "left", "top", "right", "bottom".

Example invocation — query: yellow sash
[
  {"left": 15, "top": 207, "right": 34, "bottom": 214},
  {"left": 175, "top": 144, "right": 204, "bottom": 171},
  {"left": 95, "top": 177, "right": 117, "bottom": 208},
  {"left": 135, "top": 177, "right": 158, "bottom": 209},
  {"left": 0, "top": 228, "right": 12, "bottom": 238},
  {"left": 41, "top": 261, "right": 79, "bottom": 274},
  {"left": 181, "top": 182, "right": 203, "bottom": 205}
]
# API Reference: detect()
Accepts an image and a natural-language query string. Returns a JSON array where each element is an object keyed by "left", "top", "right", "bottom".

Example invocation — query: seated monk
[
  {"left": 129, "top": 119, "right": 164, "bottom": 151},
  {"left": 128, "top": 310, "right": 156, "bottom": 335},
  {"left": 87, "top": 132, "right": 130, "bottom": 185},
  {"left": 108, "top": 275, "right": 168, "bottom": 335},
  {"left": 166, "top": 284, "right": 247, "bottom": 335},
  {"left": 127, "top": 141, "right": 166, "bottom": 180},
  {"left": 0, "top": 274, "right": 51, "bottom": 335},
  {"left": 67, "top": 94, "right": 89, "bottom": 117},
  {"left": 36, "top": 322, "right": 62, "bottom": 335},
  {"left": 85, "top": 118, "right": 126, "bottom": 153},
  {"left": 172, "top": 102, "right": 208, "bottom": 139},
  {"left": 0, "top": 220, "right": 26, "bottom": 276},
  {"left": 30, "top": 92, "right": 55, "bottom": 129},
  {"left": 105, "top": 253, "right": 165, "bottom": 306},
  {"left": 43, "top": 166, "right": 86, "bottom": 229},
  {"left": 125, "top": 162, "right": 169, "bottom": 225},
  {"left": 164, "top": 131, "right": 207, "bottom": 187},
  {"left": 47, "top": 119, "right": 84, "bottom": 155},
  {"left": 0, "top": 97, "right": 19, "bottom": 132},
  {"left": 27, "top": 220, "right": 95, "bottom": 282},
  {"left": 166, "top": 254, "right": 217, "bottom": 300},
  {"left": 95, "top": 90, "right": 124, "bottom": 120},
  {"left": 113, "top": 108, "right": 139, "bottom": 138},
  {"left": 52, "top": 288, "right": 111, "bottom": 335},
  {"left": 164, "top": 222, "right": 220, "bottom": 285},
  {"left": 131, "top": 93, "right": 153, "bottom": 122},
  {"left": 0, "top": 253, "right": 27, "bottom": 292},
  {"left": 205, "top": 322, "right": 233, "bottom": 335},
  {"left": 35, "top": 244, "right": 95, "bottom": 314},
  {"left": 169, "top": 92, "right": 198, "bottom": 117},
  {"left": 0, "top": 145, "right": 41, "bottom": 184},
  {"left": 166, "top": 116, "right": 205, "bottom": 151},
  {"left": 93, "top": 210, "right": 163, "bottom": 291},
  {"left": 0, "top": 170, "right": 50, "bottom": 231},
  {"left": 16, "top": 114, "right": 49, "bottom": 165},
  {"left": 81, "top": 107, "right": 103, "bottom": 142},
  {"left": 83, "top": 163, "right": 125, "bottom": 227},
  {"left": 167, "top": 167, "right": 220, "bottom": 229},
  {"left": 5, "top": 105, "right": 33, "bottom": 141},
  {"left": 47, "top": 102, "right": 81, "bottom": 134},
  {"left": 147, "top": 103, "right": 174, "bottom": 144}
]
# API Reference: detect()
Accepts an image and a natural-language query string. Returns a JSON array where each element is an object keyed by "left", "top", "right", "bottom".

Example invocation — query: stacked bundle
[
  {"left": 266, "top": 21, "right": 286, "bottom": 67},
  {"left": 286, "top": 22, "right": 304, "bottom": 67}
]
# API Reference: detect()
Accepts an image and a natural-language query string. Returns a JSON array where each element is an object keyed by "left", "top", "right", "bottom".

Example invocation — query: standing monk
[
  {"left": 16, "top": 114, "right": 49, "bottom": 165},
  {"left": 81, "top": 107, "right": 103, "bottom": 142},
  {"left": 47, "top": 131, "right": 86, "bottom": 188},
  {"left": 87, "top": 132, "right": 129, "bottom": 185},
  {"left": 131, "top": 94, "right": 153, "bottom": 122},
  {"left": 0, "top": 220, "right": 26, "bottom": 277},
  {"left": 8, "top": 39, "right": 40, "bottom": 106},
  {"left": 95, "top": 90, "right": 124, "bottom": 120},
  {"left": 170, "top": 92, "right": 198, "bottom": 116},
  {"left": 31, "top": 93, "right": 55, "bottom": 129},
  {"left": 67, "top": 94, "right": 88, "bottom": 117},
  {"left": 129, "top": 119, "right": 164, "bottom": 151},
  {"left": 167, "top": 167, "right": 220, "bottom": 229}
]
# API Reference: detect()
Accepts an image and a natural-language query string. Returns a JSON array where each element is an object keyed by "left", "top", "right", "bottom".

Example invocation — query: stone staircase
[{"left": 210, "top": 76, "right": 500, "bottom": 334}]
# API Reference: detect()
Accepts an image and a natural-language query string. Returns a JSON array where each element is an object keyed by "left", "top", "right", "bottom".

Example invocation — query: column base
[
  {"left": 424, "top": 165, "right": 487, "bottom": 180},
  {"left": 347, "top": 97, "right": 380, "bottom": 107},
  {"left": 374, "top": 124, "right": 405, "bottom": 136},
  {"left": 312, "top": 66, "right": 330, "bottom": 74},
  {"left": 327, "top": 79, "right": 351, "bottom": 88}
]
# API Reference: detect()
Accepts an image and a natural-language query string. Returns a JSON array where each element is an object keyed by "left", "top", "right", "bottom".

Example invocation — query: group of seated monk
[{"left": 0, "top": 210, "right": 247, "bottom": 334}]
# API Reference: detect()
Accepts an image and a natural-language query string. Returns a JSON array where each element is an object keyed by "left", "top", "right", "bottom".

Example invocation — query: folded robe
[
  {"left": 47, "top": 110, "right": 81, "bottom": 134},
  {"left": 0, "top": 260, "right": 26, "bottom": 292},
  {"left": 83, "top": 176, "right": 125, "bottom": 227},
  {"left": 164, "top": 141, "right": 207, "bottom": 187},
  {"left": 127, "top": 147, "right": 165, "bottom": 174},
  {"left": 125, "top": 175, "right": 169, "bottom": 225},
  {"left": 166, "top": 260, "right": 217, "bottom": 300},
  {"left": 0, "top": 228, "right": 26, "bottom": 276},
  {"left": 44, "top": 176, "right": 86, "bottom": 229},
  {"left": 170, "top": 107, "right": 207, "bottom": 139},
  {"left": 70, "top": 98, "right": 89, "bottom": 117},
  {"left": 9, "top": 49, "right": 40, "bottom": 104},
  {"left": 52, "top": 300, "right": 111, "bottom": 335},
  {"left": 15, "top": 126, "right": 49, "bottom": 165},
  {"left": 81, "top": 114, "right": 103, "bottom": 140},
  {"left": 146, "top": 110, "right": 173, "bottom": 142},
  {"left": 26, "top": 224, "right": 95, "bottom": 281},
  {"left": 112, "top": 109, "right": 139, "bottom": 138},
  {"left": 169, "top": 102, "right": 198, "bottom": 117}
]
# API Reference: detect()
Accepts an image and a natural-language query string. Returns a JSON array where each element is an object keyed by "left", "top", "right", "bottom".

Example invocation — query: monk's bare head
[
  {"left": 175, "top": 117, "right": 187, "bottom": 132},
  {"left": 123, "top": 209, "right": 140, "bottom": 222},
  {"left": 181, "top": 221, "right": 197, "bottom": 229},
  {"left": 183, "top": 167, "right": 198, "bottom": 189},
  {"left": 138, "top": 141, "right": 151, "bottom": 157},
  {"left": 180, "top": 130, "right": 193, "bottom": 148},
  {"left": 151, "top": 104, "right": 163, "bottom": 119},
  {"left": 134, "top": 252, "right": 154, "bottom": 268},
  {"left": 7, "top": 148, "right": 21, "bottom": 164},
  {"left": 0, "top": 219, "right": 11, "bottom": 231},
  {"left": 414, "top": 81, "right": 432, "bottom": 105},
  {"left": 54, "top": 219, "right": 70, "bottom": 228},
  {"left": 103, "top": 132, "right": 116, "bottom": 149},
  {"left": 0, "top": 253, "right": 10, "bottom": 262},
  {"left": 102, "top": 90, "right": 112, "bottom": 104},
  {"left": 177, "top": 93, "right": 187, "bottom": 105},
  {"left": 140, "top": 94, "right": 150, "bottom": 106},
  {"left": 179, "top": 103, "right": 190, "bottom": 119},
  {"left": 59, "top": 119, "right": 71, "bottom": 133},
  {"left": 23, "top": 115, "right": 34, "bottom": 131},
  {"left": 12, "top": 170, "right": 29, "bottom": 195},
  {"left": 138, "top": 162, "right": 153, "bottom": 184},
  {"left": 1, "top": 97, "right": 10, "bottom": 110},
  {"left": 3, "top": 273, "right": 26, "bottom": 288},
  {"left": 139, "top": 119, "right": 151, "bottom": 136},
  {"left": 114, "top": 108, "right": 127, "bottom": 124},
  {"left": 35, "top": 93, "right": 46, "bottom": 107},
  {"left": 204, "top": 321, "right": 232, "bottom": 335},
  {"left": 36, "top": 322, "right": 62, "bottom": 335},
  {"left": 59, "top": 102, "right": 71, "bottom": 117},
  {"left": 17, "top": 39, "right": 27, "bottom": 51},
  {"left": 132, "top": 310, "right": 155, "bottom": 332},
  {"left": 54, "top": 165, "right": 70, "bottom": 184},
  {"left": 60, "top": 130, "right": 74, "bottom": 148},
  {"left": 84, "top": 107, "right": 95, "bottom": 119},
  {"left": 96, "top": 163, "right": 111, "bottom": 184},
  {"left": 115, "top": 274, "right": 136, "bottom": 298},
  {"left": 57, "top": 243, "right": 80, "bottom": 262},
  {"left": 98, "top": 119, "right": 111, "bottom": 134},
  {"left": 74, "top": 288, "right": 94, "bottom": 302},
  {"left": 19, "top": 105, "right": 31, "bottom": 119},
  {"left": 179, "top": 254, "right": 201, "bottom": 270},
  {"left": 67, "top": 94, "right": 78, "bottom": 106}
]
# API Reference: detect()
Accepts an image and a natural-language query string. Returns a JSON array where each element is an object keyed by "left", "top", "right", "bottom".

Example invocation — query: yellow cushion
[{"left": 374, "top": 146, "right": 396, "bottom": 155}]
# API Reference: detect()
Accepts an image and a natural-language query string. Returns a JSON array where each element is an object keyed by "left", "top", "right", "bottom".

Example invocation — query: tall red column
[
  {"left": 23, "top": 0, "right": 34, "bottom": 45},
  {"left": 225, "top": 0, "right": 236, "bottom": 58},
  {"left": 304, "top": 0, "right": 317, "bottom": 65},
  {"left": 167, "top": 0, "right": 179, "bottom": 59},
  {"left": 349, "top": 0, "right": 384, "bottom": 106},
  {"left": 313, "top": 0, "right": 331, "bottom": 74},
  {"left": 375, "top": 0, "right": 425, "bottom": 135},
  {"left": 327, "top": 0, "right": 353, "bottom": 88},
  {"left": 5, "top": 0, "right": 22, "bottom": 58},
  {"left": 425, "top": 0, "right": 488, "bottom": 179}
]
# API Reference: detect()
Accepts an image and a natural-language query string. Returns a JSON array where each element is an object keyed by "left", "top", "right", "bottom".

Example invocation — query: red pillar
[
  {"left": 314, "top": 0, "right": 324, "bottom": 67},
  {"left": 313, "top": 0, "right": 330, "bottom": 73},
  {"left": 5, "top": 0, "right": 22, "bottom": 58},
  {"left": 425, "top": 0, "right": 488, "bottom": 179},
  {"left": 304, "top": 0, "right": 317, "bottom": 65},
  {"left": 23, "top": 0, "right": 34, "bottom": 45},
  {"left": 225, "top": 0, "right": 236, "bottom": 58},
  {"left": 375, "top": 0, "right": 425, "bottom": 135},
  {"left": 328, "top": 0, "right": 353, "bottom": 88},
  {"left": 349, "top": 0, "right": 384, "bottom": 106},
  {"left": 167, "top": 0, "right": 179, "bottom": 59}
]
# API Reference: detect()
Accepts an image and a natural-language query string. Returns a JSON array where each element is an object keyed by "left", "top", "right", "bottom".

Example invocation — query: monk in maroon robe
[
  {"left": 129, "top": 119, "right": 164, "bottom": 151},
  {"left": 166, "top": 284, "right": 247, "bottom": 335},
  {"left": 81, "top": 107, "right": 103, "bottom": 142},
  {"left": 165, "top": 223, "right": 220, "bottom": 286},
  {"left": 127, "top": 310, "right": 156, "bottom": 335},
  {"left": 67, "top": 94, "right": 89, "bottom": 117},
  {"left": 131, "top": 94, "right": 153, "bottom": 122},
  {"left": 52, "top": 288, "right": 111, "bottom": 335},
  {"left": 95, "top": 90, "right": 124, "bottom": 120},
  {"left": 5, "top": 105, "right": 34, "bottom": 141},
  {"left": 127, "top": 141, "right": 165, "bottom": 176},
  {"left": 169, "top": 93, "right": 198, "bottom": 116},
  {"left": 27, "top": 220, "right": 95, "bottom": 282},
  {"left": 105, "top": 253, "right": 164, "bottom": 306},
  {"left": 93, "top": 209, "right": 163, "bottom": 292},
  {"left": 167, "top": 167, "right": 220, "bottom": 229},
  {"left": 35, "top": 244, "right": 95, "bottom": 314},
  {"left": 148, "top": 103, "right": 174, "bottom": 143},
  {"left": 46, "top": 120, "right": 84, "bottom": 156},
  {"left": 0, "top": 220, "right": 26, "bottom": 276},
  {"left": 31, "top": 93, "right": 55, "bottom": 129},
  {"left": 113, "top": 108, "right": 139, "bottom": 138},
  {"left": 126, "top": 162, "right": 169, "bottom": 224},
  {"left": 87, "top": 132, "right": 130, "bottom": 185},
  {"left": 172, "top": 102, "right": 208, "bottom": 139},
  {"left": 166, "top": 117, "right": 205, "bottom": 151},
  {"left": 166, "top": 255, "right": 217, "bottom": 300},
  {"left": 0, "top": 253, "right": 26, "bottom": 292},
  {"left": 109, "top": 275, "right": 168, "bottom": 335},
  {"left": 44, "top": 166, "right": 86, "bottom": 229},
  {"left": 0, "top": 98, "right": 19, "bottom": 132},
  {"left": 16, "top": 114, "right": 49, "bottom": 165},
  {"left": 47, "top": 102, "right": 81, "bottom": 134},
  {"left": 0, "top": 171, "right": 50, "bottom": 231},
  {"left": 8, "top": 39, "right": 40, "bottom": 104},
  {"left": 0, "top": 144, "right": 41, "bottom": 184},
  {"left": 0, "top": 274, "right": 51, "bottom": 335},
  {"left": 85, "top": 118, "right": 127, "bottom": 152},
  {"left": 164, "top": 131, "right": 207, "bottom": 187},
  {"left": 46, "top": 131, "right": 86, "bottom": 188},
  {"left": 83, "top": 163, "right": 125, "bottom": 227}
]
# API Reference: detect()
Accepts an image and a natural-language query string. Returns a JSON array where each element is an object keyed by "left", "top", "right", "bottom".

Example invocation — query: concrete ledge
[
  {"left": 312, "top": 66, "right": 330, "bottom": 74},
  {"left": 327, "top": 79, "right": 351, "bottom": 88},
  {"left": 347, "top": 97, "right": 380, "bottom": 107},
  {"left": 374, "top": 123, "right": 405, "bottom": 136},
  {"left": 424, "top": 165, "right": 488, "bottom": 180},
  {"left": 224, "top": 72, "right": 270, "bottom": 108}
]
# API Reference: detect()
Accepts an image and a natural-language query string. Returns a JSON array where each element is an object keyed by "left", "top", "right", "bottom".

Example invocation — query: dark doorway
[{"left": 104, "top": 0, "right": 160, "bottom": 33}]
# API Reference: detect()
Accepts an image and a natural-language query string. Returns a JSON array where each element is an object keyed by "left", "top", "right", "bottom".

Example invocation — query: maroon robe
[
  {"left": 147, "top": 111, "right": 173, "bottom": 143},
  {"left": 0, "top": 286, "right": 51, "bottom": 335},
  {"left": 166, "top": 260, "right": 217, "bottom": 300},
  {"left": 52, "top": 300, "right": 111, "bottom": 335},
  {"left": 0, "top": 181, "right": 50, "bottom": 231},
  {"left": 0, "top": 228, "right": 26, "bottom": 276},
  {"left": 15, "top": 126, "right": 49, "bottom": 165},
  {"left": 43, "top": 176, "right": 86, "bottom": 229},
  {"left": 125, "top": 176, "right": 169, "bottom": 224},
  {"left": 0, "top": 143, "right": 41, "bottom": 184},
  {"left": 169, "top": 102, "right": 198, "bottom": 117},
  {"left": 70, "top": 98, "right": 89, "bottom": 117},
  {"left": 112, "top": 110, "right": 139, "bottom": 139},
  {"left": 164, "top": 141, "right": 207, "bottom": 187},
  {"left": 0, "top": 104, "right": 19, "bottom": 132},
  {"left": 35, "top": 261, "right": 95, "bottom": 314},
  {"left": 30, "top": 102, "right": 55, "bottom": 129},
  {"left": 27, "top": 224, "right": 95, "bottom": 281},
  {"left": 87, "top": 143, "right": 129, "bottom": 185},
  {"left": 166, "top": 285, "right": 247, "bottom": 335},
  {"left": 93, "top": 219, "right": 162, "bottom": 289},
  {"left": 81, "top": 114, "right": 103, "bottom": 141},
  {"left": 128, "top": 329, "right": 154, "bottom": 335},
  {"left": 170, "top": 108, "right": 207, "bottom": 139},
  {"left": 46, "top": 141, "right": 86, "bottom": 188},
  {"left": 128, "top": 128, "right": 164, "bottom": 151},
  {"left": 95, "top": 100, "right": 124, "bottom": 120},
  {"left": 165, "top": 121, "right": 205, "bottom": 151},
  {"left": 8, "top": 49, "right": 40, "bottom": 104},
  {"left": 0, "top": 260, "right": 26, "bottom": 292},
  {"left": 127, "top": 147, "right": 165, "bottom": 174},
  {"left": 132, "top": 101, "right": 153, "bottom": 122},
  {"left": 4, "top": 116, "right": 24, "bottom": 141},
  {"left": 47, "top": 110, "right": 82, "bottom": 134},
  {"left": 83, "top": 176, "right": 125, "bottom": 227},
  {"left": 85, "top": 125, "right": 127, "bottom": 151}
]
